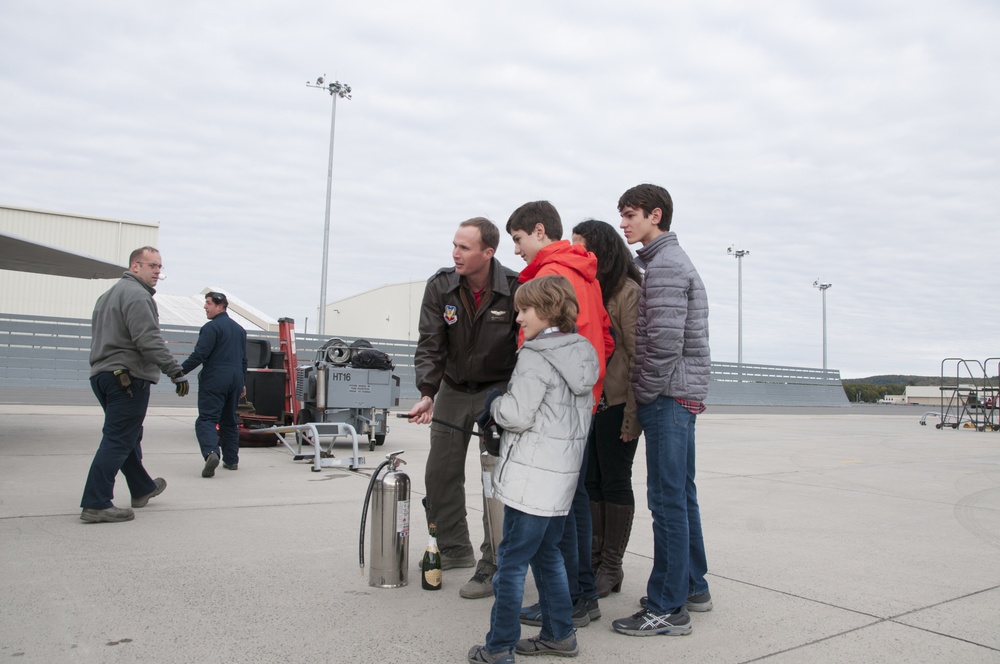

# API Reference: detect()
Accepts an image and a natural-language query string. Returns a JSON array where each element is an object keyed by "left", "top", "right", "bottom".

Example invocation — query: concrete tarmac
[{"left": 1, "top": 402, "right": 998, "bottom": 663}]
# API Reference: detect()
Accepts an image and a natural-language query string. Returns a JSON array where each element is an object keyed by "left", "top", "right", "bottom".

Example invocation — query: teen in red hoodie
[{"left": 506, "top": 200, "right": 614, "bottom": 408}]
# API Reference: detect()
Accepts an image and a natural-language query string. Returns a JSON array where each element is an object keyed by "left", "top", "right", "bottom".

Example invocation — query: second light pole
[
  {"left": 813, "top": 280, "right": 832, "bottom": 370},
  {"left": 727, "top": 245, "right": 750, "bottom": 365},
  {"left": 307, "top": 75, "right": 352, "bottom": 337}
]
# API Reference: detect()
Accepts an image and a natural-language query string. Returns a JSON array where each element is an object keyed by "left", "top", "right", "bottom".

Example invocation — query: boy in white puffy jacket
[{"left": 468, "top": 275, "right": 599, "bottom": 664}]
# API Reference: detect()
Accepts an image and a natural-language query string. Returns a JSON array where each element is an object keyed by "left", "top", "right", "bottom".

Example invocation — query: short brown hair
[
  {"left": 506, "top": 200, "right": 562, "bottom": 240},
  {"left": 129, "top": 246, "right": 159, "bottom": 265},
  {"left": 514, "top": 275, "right": 579, "bottom": 333},
  {"left": 459, "top": 217, "right": 500, "bottom": 251},
  {"left": 617, "top": 184, "right": 673, "bottom": 231}
]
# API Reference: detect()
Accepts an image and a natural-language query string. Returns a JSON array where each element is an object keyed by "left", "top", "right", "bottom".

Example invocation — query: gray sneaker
[
  {"left": 640, "top": 591, "right": 713, "bottom": 612},
  {"left": 612, "top": 607, "right": 692, "bottom": 636},
  {"left": 80, "top": 506, "right": 135, "bottom": 523},
  {"left": 441, "top": 553, "right": 477, "bottom": 570},
  {"left": 222, "top": 462, "right": 238, "bottom": 471},
  {"left": 131, "top": 477, "right": 167, "bottom": 508},
  {"left": 468, "top": 645, "right": 515, "bottom": 663},
  {"left": 459, "top": 560, "right": 496, "bottom": 599},
  {"left": 202, "top": 452, "right": 220, "bottom": 478},
  {"left": 515, "top": 633, "right": 579, "bottom": 657}
]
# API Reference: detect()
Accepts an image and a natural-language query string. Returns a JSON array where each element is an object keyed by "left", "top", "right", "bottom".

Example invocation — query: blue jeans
[
  {"left": 486, "top": 506, "right": 574, "bottom": 654},
  {"left": 637, "top": 396, "right": 709, "bottom": 613},
  {"left": 558, "top": 447, "right": 597, "bottom": 602},
  {"left": 81, "top": 372, "right": 158, "bottom": 509}
]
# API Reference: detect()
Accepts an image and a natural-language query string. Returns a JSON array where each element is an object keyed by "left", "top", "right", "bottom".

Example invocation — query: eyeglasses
[{"left": 137, "top": 262, "right": 163, "bottom": 270}]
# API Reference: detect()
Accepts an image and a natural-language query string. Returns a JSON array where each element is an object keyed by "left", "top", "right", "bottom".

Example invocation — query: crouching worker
[{"left": 468, "top": 276, "right": 598, "bottom": 663}]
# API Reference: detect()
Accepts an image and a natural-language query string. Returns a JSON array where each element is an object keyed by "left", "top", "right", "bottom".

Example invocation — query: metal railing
[{"left": 0, "top": 313, "right": 848, "bottom": 407}]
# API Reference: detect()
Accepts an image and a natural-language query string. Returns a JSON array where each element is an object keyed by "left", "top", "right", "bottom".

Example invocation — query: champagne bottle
[{"left": 421, "top": 523, "right": 442, "bottom": 591}]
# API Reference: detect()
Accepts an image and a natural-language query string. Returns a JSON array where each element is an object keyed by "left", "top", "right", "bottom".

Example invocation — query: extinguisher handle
[{"left": 385, "top": 450, "right": 406, "bottom": 468}]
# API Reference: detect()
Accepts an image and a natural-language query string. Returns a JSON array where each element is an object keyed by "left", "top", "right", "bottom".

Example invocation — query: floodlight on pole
[
  {"left": 727, "top": 245, "right": 749, "bottom": 365},
  {"left": 812, "top": 280, "right": 832, "bottom": 371},
  {"left": 307, "top": 75, "right": 352, "bottom": 337}
]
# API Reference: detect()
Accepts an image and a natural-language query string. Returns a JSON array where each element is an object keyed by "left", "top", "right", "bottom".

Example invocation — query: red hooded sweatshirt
[{"left": 519, "top": 240, "right": 615, "bottom": 410}]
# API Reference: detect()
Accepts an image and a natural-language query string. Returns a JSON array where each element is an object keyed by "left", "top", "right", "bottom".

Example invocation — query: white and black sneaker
[{"left": 612, "top": 606, "right": 692, "bottom": 636}]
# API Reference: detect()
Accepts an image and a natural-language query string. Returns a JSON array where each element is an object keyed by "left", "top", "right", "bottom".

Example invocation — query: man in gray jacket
[
  {"left": 611, "top": 184, "right": 712, "bottom": 636},
  {"left": 80, "top": 246, "right": 189, "bottom": 523}
]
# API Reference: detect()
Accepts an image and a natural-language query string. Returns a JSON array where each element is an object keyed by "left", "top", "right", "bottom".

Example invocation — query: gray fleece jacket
[
  {"left": 89, "top": 272, "right": 184, "bottom": 382},
  {"left": 633, "top": 232, "right": 711, "bottom": 403},
  {"left": 490, "top": 330, "right": 598, "bottom": 517}
]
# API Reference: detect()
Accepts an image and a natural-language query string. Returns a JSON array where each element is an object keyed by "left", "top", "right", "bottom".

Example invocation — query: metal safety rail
[
  {"left": 254, "top": 422, "right": 365, "bottom": 471},
  {"left": 929, "top": 358, "right": 999, "bottom": 431}
]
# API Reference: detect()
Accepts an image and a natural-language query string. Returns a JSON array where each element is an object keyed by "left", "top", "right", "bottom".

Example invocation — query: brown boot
[
  {"left": 590, "top": 501, "right": 604, "bottom": 574},
  {"left": 596, "top": 503, "right": 634, "bottom": 597}
]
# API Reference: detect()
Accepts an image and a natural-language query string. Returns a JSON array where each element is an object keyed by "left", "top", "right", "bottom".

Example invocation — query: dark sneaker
[
  {"left": 468, "top": 645, "right": 515, "bottom": 663},
  {"left": 515, "top": 633, "right": 579, "bottom": 657},
  {"left": 521, "top": 597, "right": 599, "bottom": 628},
  {"left": 685, "top": 591, "right": 713, "bottom": 612},
  {"left": 222, "top": 462, "right": 238, "bottom": 470},
  {"left": 578, "top": 596, "right": 601, "bottom": 621},
  {"left": 612, "top": 607, "right": 692, "bottom": 636},
  {"left": 570, "top": 597, "right": 592, "bottom": 627},
  {"left": 519, "top": 602, "right": 544, "bottom": 627},
  {"left": 131, "top": 477, "right": 167, "bottom": 508},
  {"left": 80, "top": 506, "right": 135, "bottom": 523},
  {"left": 459, "top": 560, "right": 496, "bottom": 599},
  {"left": 202, "top": 452, "right": 220, "bottom": 478},
  {"left": 640, "top": 591, "right": 713, "bottom": 612}
]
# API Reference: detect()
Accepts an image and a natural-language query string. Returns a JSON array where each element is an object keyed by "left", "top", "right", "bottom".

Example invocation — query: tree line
[{"left": 842, "top": 375, "right": 1000, "bottom": 403}]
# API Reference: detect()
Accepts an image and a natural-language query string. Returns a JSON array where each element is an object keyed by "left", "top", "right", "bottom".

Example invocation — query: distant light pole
[
  {"left": 813, "top": 280, "right": 832, "bottom": 370},
  {"left": 307, "top": 75, "right": 352, "bottom": 336},
  {"left": 727, "top": 245, "right": 749, "bottom": 364}
]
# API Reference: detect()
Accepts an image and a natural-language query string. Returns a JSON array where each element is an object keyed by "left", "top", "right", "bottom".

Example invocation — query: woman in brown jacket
[{"left": 571, "top": 219, "right": 643, "bottom": 597}]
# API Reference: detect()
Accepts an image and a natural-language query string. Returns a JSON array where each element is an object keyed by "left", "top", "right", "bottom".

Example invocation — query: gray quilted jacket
[
  {"left": 633, "top": 232, "right": 711, "bottom": 404},
  {"left": 490, "top": 330, "right": 598, "bottom": 517}
]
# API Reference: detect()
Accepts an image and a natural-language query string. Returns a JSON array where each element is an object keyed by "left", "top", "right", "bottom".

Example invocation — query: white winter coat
[{"left": 489, "top": 330, "right": 598, "bottom": 517}]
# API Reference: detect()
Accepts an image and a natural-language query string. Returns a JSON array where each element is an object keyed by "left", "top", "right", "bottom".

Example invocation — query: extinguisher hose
[{"left": 359, "top": 458, "right": 393, "bottom": 574}]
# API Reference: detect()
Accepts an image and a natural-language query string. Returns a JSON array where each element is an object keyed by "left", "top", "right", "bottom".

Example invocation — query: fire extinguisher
[{"left": 359, "top": 450, "right": 410, "bottom": 588}]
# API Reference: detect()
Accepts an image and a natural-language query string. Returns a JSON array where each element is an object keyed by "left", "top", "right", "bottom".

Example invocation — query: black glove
[
  {"left": 171, "top": 372, "right": 189, "bottom": 397},
  {"left": 475, "top": 389, "right": 503, "bottom": 430},
  {"left": 481, "top": 421, "right": 504, "bottom": 456}
]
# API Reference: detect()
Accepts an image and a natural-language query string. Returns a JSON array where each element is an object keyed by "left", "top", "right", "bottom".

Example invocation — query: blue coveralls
[{"left": 181, "top": 311, "right": 248, "bottom": 465}]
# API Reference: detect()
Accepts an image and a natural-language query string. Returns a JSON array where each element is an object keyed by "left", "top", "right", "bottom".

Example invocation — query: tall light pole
[
  {"left": 307, "top": 75, "right": 352, "bottom": 336},
  {"left": 727, "top": 245, "right": 749, "bottom": 364},
  {"left": 813, "top": 280, "right": 832, "bottom": 370}
]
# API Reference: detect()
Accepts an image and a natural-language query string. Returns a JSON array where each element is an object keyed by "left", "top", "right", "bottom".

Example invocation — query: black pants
[
  {"left": 584, "top": 402, "right": 639, "bottom": 505},
  {"left": 81, "top": 372, "right": 158, "bottom": 509}
]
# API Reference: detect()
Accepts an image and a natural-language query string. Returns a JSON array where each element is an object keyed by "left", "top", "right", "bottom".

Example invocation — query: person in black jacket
[
  {"left": 407, "top": 217, "right": 520, "bottom": 599},
  {"left": 181, "top": 292, "right": 248, "bottom": 477}
]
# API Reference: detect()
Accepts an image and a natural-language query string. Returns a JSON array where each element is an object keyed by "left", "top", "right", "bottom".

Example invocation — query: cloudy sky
[{"left": 2, "top": 1, "right": 998, "bottom": 378}]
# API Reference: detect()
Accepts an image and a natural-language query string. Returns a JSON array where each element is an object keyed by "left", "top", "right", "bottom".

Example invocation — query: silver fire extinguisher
[{"left": 359, "top": 450, "right": 410, "bottom": 588}]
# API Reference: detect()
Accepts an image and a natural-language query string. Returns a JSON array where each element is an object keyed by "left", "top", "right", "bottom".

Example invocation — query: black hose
[{"left": 358, "top": 459, "right": 392, "bottom": 573}]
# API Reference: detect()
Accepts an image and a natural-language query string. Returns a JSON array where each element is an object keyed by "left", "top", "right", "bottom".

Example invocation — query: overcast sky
[{"left": 2, "top": 1, "right": 998, "bottom": 378}]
